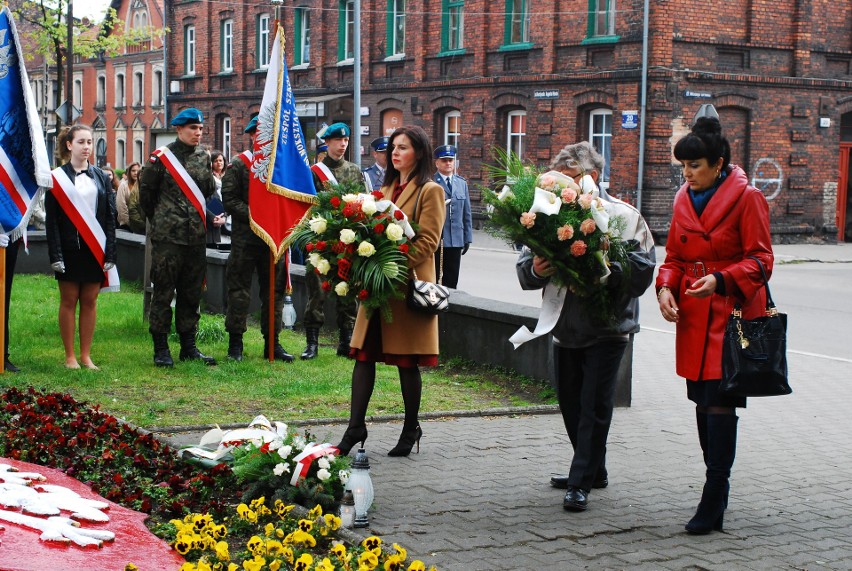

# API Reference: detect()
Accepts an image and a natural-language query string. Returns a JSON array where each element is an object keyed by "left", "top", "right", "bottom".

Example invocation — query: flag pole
[{"left": 268, "top": 251, "right": 275, "bottom": 362}]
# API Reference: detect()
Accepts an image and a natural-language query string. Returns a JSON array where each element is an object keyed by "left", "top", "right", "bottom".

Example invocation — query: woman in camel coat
[{"left": 336, "top": 125, "right": 445, "bottom": 457}]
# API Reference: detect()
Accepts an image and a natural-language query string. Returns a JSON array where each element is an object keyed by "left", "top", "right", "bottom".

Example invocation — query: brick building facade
[
  {"left": 166, "top": 1, "right": 851, "bottom": 240},
  {"left": 23, "top": 0, "right": 166, "bottom": 173}
]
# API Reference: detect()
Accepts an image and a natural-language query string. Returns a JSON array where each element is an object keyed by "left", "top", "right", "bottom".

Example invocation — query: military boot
[
  {"left": 178, "top": 332, "right": 217, "bottom": 366},
  {"left": 336, "top": 328, "right": 353, "bottom": 357},
  {"left": 227, "top": 333, "right": 244, "bottom": 361},
  {"left": 152, "top": 333, "right": 174, "bottom": 368},
  {"left": 263, "top": 336, "right": 295, "bottom": 362},
  {"left": 301, "top": 327, "right": 320, "bottom": 360}
]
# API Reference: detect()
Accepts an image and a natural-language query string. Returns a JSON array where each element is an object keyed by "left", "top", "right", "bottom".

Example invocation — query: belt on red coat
[{"left": 685, "top": 258, "right": 741, "bottom": 278}]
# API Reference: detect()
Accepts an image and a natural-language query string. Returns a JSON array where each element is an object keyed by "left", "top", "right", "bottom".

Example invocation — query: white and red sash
[
  {"left": 310, "top": 162, "right": 338, "bottom": 187},
  {"left": 50, "top": 168, "right": 120, "bottom": 292},
  {"left": 152, "top": 146, "right": 206, "bottom": 226},
  {"left": 237, "top": 150, "right": 253, "bottom": 170}
]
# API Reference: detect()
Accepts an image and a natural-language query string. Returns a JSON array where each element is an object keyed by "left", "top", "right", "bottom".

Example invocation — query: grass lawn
[{"left": 2, "top": 274, "right": 554, "bottom": 428}]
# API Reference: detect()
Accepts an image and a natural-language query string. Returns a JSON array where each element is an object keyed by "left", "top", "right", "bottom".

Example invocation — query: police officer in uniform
[
  {"left": 301, "top": 122, "right": 360, "bottom": 359},
  {"left": 433, "top": 145, "right": 473, "bottom": 289},
  {"left": 362, "top": 136, "right": 388, "bottom": 191},
  {"left": 140, "top": 108, "right": 217, "bottom": 367},
  {"left": 222, "top": 116, "right": 295, "bottom": 362}
]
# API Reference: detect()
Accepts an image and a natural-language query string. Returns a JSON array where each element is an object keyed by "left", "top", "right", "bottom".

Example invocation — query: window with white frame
[
  {"left": 221, "top": 19, "right": 234, "bottom": 72},
  {"left": 96, "top": 75, "right": 106, "bottom": 107},
  {"left": 388, "top": 0, "right": 406, "bottom": 56},
  {"left": 588, "top": 109, "right": 612, "bottom": 188},
  {"left": 257, "top": 13, "right": 271, "bottom": 68},
  {"left": 506, "top": 110, "right": 526, "bottom": 159},
  {"left": 444, "top": 110, "right": 461, "bottom": 147},
  {"left": 222, "top": 117, "right": 232, "bottom": 161},
  {"left": 294, "top": 9, "right": 310, "bottom": 65},
  {"left": 153, "top": 70, "right": 163, "bottom": 106},
  {"left": 115, "top": 73, "right": 125, "bottom": 107},
  {"left": 133, "top": 71, "right": 144, "bottom": 106},
  {"left": 73, "top": 78, "right": 82, "bottom": 108},
  {"left": 185, "top": 25, "right": 196, "bottom": 75},
  {"left": 505, "top": 0, "right": 530, "bottom": 45},
  {"left": 339, "top": 0, "right": 355, "bottom": 61},
  {"left": 116, "top": 139, "right": 126, "bottom": 169},
  {"left": 134, "top": 139, "right": 144, "bottom": 164},
  {"left": 590, "top": 0, "right": 616, "bottom": 37}
]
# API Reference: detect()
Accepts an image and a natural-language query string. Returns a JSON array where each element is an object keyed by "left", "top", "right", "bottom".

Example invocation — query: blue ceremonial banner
[
  {"left": 249, "top": 24, "right": 316, "bottom": 261},
  {"left": 0, "top": 7, "right": 51, "bottom": 240}
]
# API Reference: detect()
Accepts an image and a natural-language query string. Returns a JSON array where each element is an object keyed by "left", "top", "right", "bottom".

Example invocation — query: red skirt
[{"left": 350, "top": 315, "right": 439, "bottom": 367}]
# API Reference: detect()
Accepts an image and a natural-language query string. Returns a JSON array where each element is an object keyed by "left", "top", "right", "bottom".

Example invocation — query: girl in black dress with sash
[{"left": 45, "top": 125, "right": 117, "bottom": 369}]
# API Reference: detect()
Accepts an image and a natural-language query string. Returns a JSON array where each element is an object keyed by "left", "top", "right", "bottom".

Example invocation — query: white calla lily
[{"left": 528, "top": 187, "right": 562, "bottom": 216}]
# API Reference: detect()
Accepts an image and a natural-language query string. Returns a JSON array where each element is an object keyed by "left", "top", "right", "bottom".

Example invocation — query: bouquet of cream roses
[
  {"left": 483, "top": 150, "right": 632, "bottom": 323},
  {"left": 287, "top": 179, "right": 417, "bottom": 321}
]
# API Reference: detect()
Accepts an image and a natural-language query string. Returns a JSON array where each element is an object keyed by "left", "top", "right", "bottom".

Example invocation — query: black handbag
[
  {"left": 720, "top": 257, "right": 792, "bottom": 397},
  {"left": 407, "top": 245, "right": 450, "bottom": 314},
  {"left": 405, "top": 186, "right": 450, "bottom": 314}
]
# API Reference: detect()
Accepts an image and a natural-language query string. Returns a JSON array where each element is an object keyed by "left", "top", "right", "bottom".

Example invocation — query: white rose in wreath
[
  {"left": 385, "top": 223, "right": 404, "bottom": 241},
  {"left": 357, "top": 241, "right": 376, "bottom": 257},
  {"left": 317, "top": 468, "right": 332, "bottom": 481},
  {"left": 315, "top": 258, "right": 331, "bottom": 275},
  {"left": 308, "top": 216, "right": 327, "bottom": 234},
  {"left": 339, "top": 228, "right": 356, "bottom": 244},
  {"left": 334, "top": 282, "right": 349, "bottom": 296}
]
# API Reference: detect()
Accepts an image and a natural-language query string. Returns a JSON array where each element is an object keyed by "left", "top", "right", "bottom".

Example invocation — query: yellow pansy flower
[
  {"left": 383, "top": 555, "right": 404, "bottom": 571},
  {"left": 249, "top": 496, "right": 266, "bottom": 510},
  {"left": 358, "top": 550, "right": 379, "bottom": 569},
  {"left": 125, "top": 565, "right": 139, "bottom": 571},
  {"left": 308, "top": 504, "right": 323, "bottom": 519},
  {"left": 298, "top": 518, "right": 313, "bottom": 532},
  {"left": 246, "top": 535, "right": 265, "bottom": 555},
  {"left": 294, "top": 553, "right": 314, "bottom": 571},
  {"left": 196, "top": 560, "right": 213, "bottom": 571},
  {"left": 269, "top": 561, "right": 282, "bottom": 571},
  {"left": 314, "top": 557, "right": 335, "bottom": 571},
  {"left": 324, "top": 514, "right": 342, "bottom": 531},
  {"left": 406, "top": 562, "right": 425, "bottom": 571},
  {"left": 274, "top": 500, "right": 295, "bottom": 518},
  {"left": 392, "top": 544, "right": 407, "bottom": 560},
  {"left": 264, "top": 523, "right": 275, "bottom": 537},
  {"left": 178, "top": 564, "right": 197, "bottom": 571},
  {"left": 215, "top": 540, "right": 230, "bottom": 561},
  {"left": 362, "top": 536, "right": 382, "bottom": 551},
  {"left": 265, "top": 539, "right": 285, "bottom": 556},
  {"left": 330, "top": 542, "right": 347, "bottom": 558},
  {"left": 242, "top": 555, "right": 266, "bottom": 571}
]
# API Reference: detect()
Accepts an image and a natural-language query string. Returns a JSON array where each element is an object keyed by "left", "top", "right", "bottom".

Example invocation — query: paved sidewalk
[{"left": 159, "top": 238, "right": 852, "bottom": 570}]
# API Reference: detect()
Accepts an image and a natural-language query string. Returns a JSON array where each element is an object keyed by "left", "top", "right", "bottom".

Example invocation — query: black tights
[
  {"left": 697, "top": 405, "right": 736, "bottom": 416},
  {"left": 348, "top": 361, "right": 422, "bottom": 429}
]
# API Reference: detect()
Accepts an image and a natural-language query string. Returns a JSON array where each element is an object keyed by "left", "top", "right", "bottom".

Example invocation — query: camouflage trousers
[
  {"left": 149, "top": 241, "right": 206, "bottom": 335},
  {"left": 303, "top": 267, "right": 357, "bottom": 330},
  {"left": 225, "top": 240, "right": 286, "bottom": 337}
]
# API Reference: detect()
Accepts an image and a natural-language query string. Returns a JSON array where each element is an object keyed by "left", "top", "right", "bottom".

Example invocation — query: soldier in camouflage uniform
[
  {"left": 222, "top": 117, "right": 295, "bottom": 362},
  {"left": 139, "top": 108, "right": 217, "bottom": 367},
  {"left": 301, "top": 122, "right": 360, "bottom": 360}
]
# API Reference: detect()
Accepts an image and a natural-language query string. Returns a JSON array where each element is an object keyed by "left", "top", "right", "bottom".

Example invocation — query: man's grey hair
[{"left": 549, "top": 141, "right": 605, "bottom": 175}]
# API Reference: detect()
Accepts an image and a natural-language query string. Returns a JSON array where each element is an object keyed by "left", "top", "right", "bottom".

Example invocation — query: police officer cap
[
  {"left": 170, "top": 108, "right": 204, "bottom": 126},
  {"left": 317, "top": 143, "right": 328, "bottom": 153},
  {"left": 433, "top": 145, "right": 457, "bottom": 159},
  {"left": 317, "top": 122, "right": 351, "bottom": 139},
  {"left": 371, "top": 136, "right": 389, "bottom": 152},
  {"left": 244, "top": 116, "right": 259, "bottom": 133}
]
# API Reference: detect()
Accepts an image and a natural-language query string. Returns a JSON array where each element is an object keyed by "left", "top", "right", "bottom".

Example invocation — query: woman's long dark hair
[
  {"left": 384, "top": 125, "right": 433, "bottom": 188},
  {"left": 673, "top": 117, "right": 731, "bottom": 170}
]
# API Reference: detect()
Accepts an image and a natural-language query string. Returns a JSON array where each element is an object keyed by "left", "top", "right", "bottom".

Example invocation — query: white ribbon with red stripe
[
  {"left": 50, "top": 168, "right": 120, "bottom": 292},
  {"left": 238, "top": 150, "right": 253, "bottom": 169},
  {"left": 152, "top": 146, "right": 206, "bottom": 225},
  {"left": 289, "top": 442, "right": 337, "bottom": 486},
  {"left": 310, "top": 162, "right": 338, "bottom": 186}
]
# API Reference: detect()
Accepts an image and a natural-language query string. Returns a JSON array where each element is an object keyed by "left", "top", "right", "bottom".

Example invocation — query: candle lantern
[
  {"left": 339, "top": 489, "right": 356, "bottom": 528},
  {"left": 348, "top": 448, "right": 374, "bottom": 528},
  {"left": 282, "top": 294, "right": 297, "bottom": 330}
]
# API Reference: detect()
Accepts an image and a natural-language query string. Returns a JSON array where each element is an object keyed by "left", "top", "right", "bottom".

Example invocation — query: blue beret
[
  {"left": 317, "top": 122, "right": 351, "bottom": 139},
  {"left": 170, "top": 108, "right": 204, "bottom": 126},
  {"left": 433, "top": 145, "right": 457, "bottom": 159},
  {"left": 370, "top": 136, "right": 389, "bottom": 152},
  {"left": 244, "top": 116, "right": 258, "bottom": 133},
  {"left": 317, "top": 143, "right": 328, "bottom": 153}
]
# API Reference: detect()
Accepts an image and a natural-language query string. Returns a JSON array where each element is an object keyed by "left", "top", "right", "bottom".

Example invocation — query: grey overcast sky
[{"left": 81, "top": 0, "right": 112, "bottom": 20}]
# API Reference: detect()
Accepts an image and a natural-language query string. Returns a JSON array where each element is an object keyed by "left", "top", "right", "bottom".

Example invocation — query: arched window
[
  {"left": 96, "top": 75, "right": 106, "bottom": 107},
  {"left": 185, "top": 25, "right": 196, "bottom": 75},
  {"left": 115, "top": 73, "right": 125, "bottom": 107},
  {"left": 221, "top": 19, "right": 234, "bottom": 72},
  {"left": 134, "top": 139, "right": 144, "bottom": 164},
  {"left": 133, "top": 71, "right": 144, "bottom": 106},
  {"left": 116, "top": 139, "right": 126, "bottom": 169},
  {"left": 221, "top": 116, "right": 232, "bottom": 160},
  {"left": 442, "top": 110, "right": 461, "bottom": 147}
]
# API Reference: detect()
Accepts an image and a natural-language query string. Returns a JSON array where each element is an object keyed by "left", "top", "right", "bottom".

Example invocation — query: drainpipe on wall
[
  {"left": 162, "top": 0, "right": 170, "bottom": 127},
  {"left": 636, "top": 0, "right": 649, "bottom": 212},
  {"left": 352, "top": 0, "right": 362, "bottom": 168}
]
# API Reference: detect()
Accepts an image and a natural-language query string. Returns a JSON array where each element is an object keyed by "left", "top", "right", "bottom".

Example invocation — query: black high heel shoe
[
  {"left": 387, "top": 425, "right": 422, "bottom": 457},
  {"left": 336, "top": 426, "right": 368, "bottom": 455}
]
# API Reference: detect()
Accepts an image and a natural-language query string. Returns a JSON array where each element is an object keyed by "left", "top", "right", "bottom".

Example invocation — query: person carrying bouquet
[
  {"left": 516, "top": 142, "right": 655, "bottom": 512},
  {"left": 336, "top": 125, "right": 446, "bottom": 457}
]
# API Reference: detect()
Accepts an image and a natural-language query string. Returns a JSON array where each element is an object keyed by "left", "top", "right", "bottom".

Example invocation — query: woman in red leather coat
[{"left": 656, "top": 116, "right": 773, "bottom": 535}]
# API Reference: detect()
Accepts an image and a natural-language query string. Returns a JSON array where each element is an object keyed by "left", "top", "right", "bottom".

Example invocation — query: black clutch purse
[{"left": 719, "top": 257, "right": 791, "bottom": 398}]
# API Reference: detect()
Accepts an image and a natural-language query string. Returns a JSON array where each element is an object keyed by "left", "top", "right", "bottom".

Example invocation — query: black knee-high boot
[
  {"left": 686, "top": 414, "right": 738, "bottom": 534},
  {"left": 696, "top": 410, "right": 709, "bottom": 465},
  {"left": 336, "top": 361, "right": 375, "bottom": 455}
]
